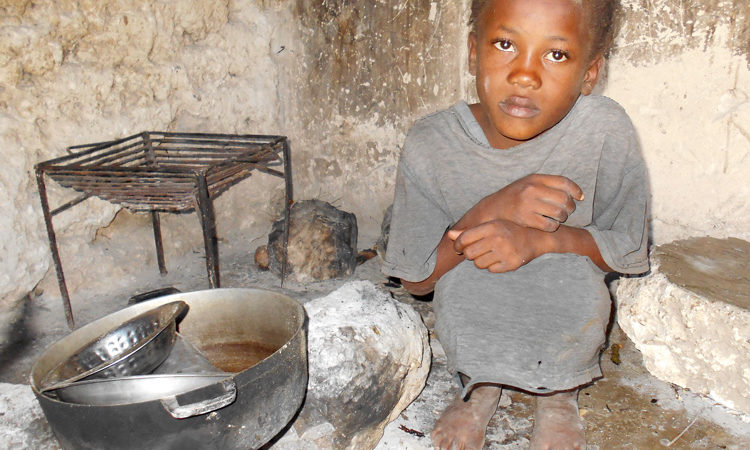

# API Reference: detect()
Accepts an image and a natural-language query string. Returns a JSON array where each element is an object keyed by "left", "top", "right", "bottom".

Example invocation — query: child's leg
[
  {"left": 530, "top": 389, "right": 585, "bottom": 450},
  {"left": 431, "top": 383, "right": 502, "bottom": 450}
]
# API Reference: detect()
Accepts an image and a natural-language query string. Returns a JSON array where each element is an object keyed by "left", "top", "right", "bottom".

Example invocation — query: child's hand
[
  {"left": 447, "top": 220, "right": 540, "bottom": 273},
  {"left": 469, "top": 174, "right": 584, "bottom": 232}
]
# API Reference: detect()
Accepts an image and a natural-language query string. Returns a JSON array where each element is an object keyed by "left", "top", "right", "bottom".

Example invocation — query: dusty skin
[
  {"left": 530, "top": 390, "right": 586, "bottom": 450},
  {"left": 431, "top": 384, "right": 503, "bottom": 450},
  {"left": 432, "top": 385, "right": 586, "bottom": 449}
]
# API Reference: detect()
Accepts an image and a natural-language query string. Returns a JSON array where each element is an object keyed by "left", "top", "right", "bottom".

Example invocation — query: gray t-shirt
[{"left": 383, "top": 95, "right": 649, "bottom": 394}]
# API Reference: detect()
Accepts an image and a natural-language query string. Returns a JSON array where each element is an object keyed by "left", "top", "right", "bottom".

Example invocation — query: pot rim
[{"left": 30, "top": 288, "right": 306, "bottom": 399}]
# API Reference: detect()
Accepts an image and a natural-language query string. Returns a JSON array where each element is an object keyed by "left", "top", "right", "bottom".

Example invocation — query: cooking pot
[{"left": 30, "top": 288, "right": 307, "bottom": 449}]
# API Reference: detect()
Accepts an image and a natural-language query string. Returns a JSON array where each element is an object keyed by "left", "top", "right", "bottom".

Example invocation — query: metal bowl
[
  {"left": 40, "top": 301, "right": 188, "bottom": 392},
  {"left": 50, "top": 373, "right": 232, "bottom": 406}
]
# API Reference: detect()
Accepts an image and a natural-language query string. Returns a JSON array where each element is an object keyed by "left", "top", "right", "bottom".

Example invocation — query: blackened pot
[{"left": 30, "top": 288, "right": 307, "bottom": 450}]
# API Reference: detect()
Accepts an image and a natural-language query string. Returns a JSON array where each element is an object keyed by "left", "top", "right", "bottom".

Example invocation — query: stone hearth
[{"left": 617, "top": 236, "right": 750, "bottom": 415}]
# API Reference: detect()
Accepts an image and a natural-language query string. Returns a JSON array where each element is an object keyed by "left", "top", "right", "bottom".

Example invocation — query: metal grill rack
[{"left": 35, "top": 131, "right": 293, "bottom": 328}]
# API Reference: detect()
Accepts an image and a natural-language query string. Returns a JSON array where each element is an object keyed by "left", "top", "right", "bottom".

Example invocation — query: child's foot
[
  {"left": 530, "top": 390, "right": 585, "bottom": 450},
  {"left": 431, "top": 384, "right": 502, "bottom": 450}
]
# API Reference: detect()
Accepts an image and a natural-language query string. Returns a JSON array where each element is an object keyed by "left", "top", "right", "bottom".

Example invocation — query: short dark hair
[{"left": 469, "top": 0, "right": 621, "bottom": 58}]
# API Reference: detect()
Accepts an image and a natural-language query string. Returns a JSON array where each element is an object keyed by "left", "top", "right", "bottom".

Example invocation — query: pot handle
[
  {"left": 129, "top": 287, "right": 181, "bottom": 305},
  {"left": 160, "top": 378, "right": 237, "bottom": 419}
]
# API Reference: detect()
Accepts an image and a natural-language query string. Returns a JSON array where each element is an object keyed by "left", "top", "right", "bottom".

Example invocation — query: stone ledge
[{"left": 616, "top": 236, "right": 750, "bottom": 415}]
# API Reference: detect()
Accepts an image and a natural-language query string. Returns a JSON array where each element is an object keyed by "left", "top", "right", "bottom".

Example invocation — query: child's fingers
[
  {"left": 487, "top": 261, "right": 510, "bottom": 273},
  {"left": 451, "top": 226, "right": 480, "bottom": 252},
  {"left": 542, "top": 187, "right": 579, "bottom": 213},
  {"left": 446, "top": 229, "right": 463, "bottom": 240},
  {"left": 532, "top": 214, "right": 563, "bottom": 232},
  {"left": 536, "top": 174, "right": 584, "bottom": 201},
  {"left": 447, "top": 228, "right": 468, "bottom": 256},
  {"left": 451, "top": 225, "right": 496, "bottom": 258},
  {"left": 527, "top": 180, "right": 580, "bottom": 228},
  {"left": 471, "top": 250, "right": 503, "bottom": 269}
]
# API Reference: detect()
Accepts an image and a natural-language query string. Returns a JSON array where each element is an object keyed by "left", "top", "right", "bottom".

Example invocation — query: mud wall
[
  {"left": 284, "top": 0, "right": 466, "bottom": 241},
  {"left": 605, "top": 0, "right": 750, "bottom": 242},
  {"left": 0, "top": 0, "right": 467, "bottom": 309},
  {"left": 0, "top": 0, "right": 299, "bottom": 307},
  {"left": 1, "top": 0, "right": 748, "bottom": 311}
]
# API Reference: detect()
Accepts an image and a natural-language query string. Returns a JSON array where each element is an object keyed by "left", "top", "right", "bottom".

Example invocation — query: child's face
[{"left": 468, "top": 0, "right": 602, "bottom": 149}]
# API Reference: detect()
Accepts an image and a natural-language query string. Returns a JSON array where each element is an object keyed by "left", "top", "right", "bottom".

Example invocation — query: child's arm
[
  {"left": 401, "top": 174, "right": 591, "bottom": 295},
  {"left": 458, "top": 174, "right": 584, "bottom": 232},
  {"left": 401, "top": 219, "right": 610, "bottom": 295},
  {"left": 447, "top": 220, "right": 612, "bottom": 273},
  {"left": 401, "top": 228, "right": 466, "bottom": 295}
]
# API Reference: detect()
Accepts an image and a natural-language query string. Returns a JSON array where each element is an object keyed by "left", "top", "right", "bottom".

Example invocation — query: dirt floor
[
  {"left": 1, "top": 240, "right": 748, "bottom": 449},
  {"left": 383, "top": 285, "right": 750, "bottom": 450}
]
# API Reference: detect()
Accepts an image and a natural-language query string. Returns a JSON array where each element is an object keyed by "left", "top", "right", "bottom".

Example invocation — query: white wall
[{"left": 604, "top": 0, "right": 749, "bottom": 244}]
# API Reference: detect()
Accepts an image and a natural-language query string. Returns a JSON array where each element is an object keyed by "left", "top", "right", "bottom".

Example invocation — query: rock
[
  {"left": 267, "top": 200, "right": 358, "bottom": 282},
  {"left": 254, "top": 245, "right": 269, "bottom": 270},
  {"left": 289, "top": 281, "right": 431, "bottom": 450},
  {"left": 616, "top": 236, "right": 750, "bottom": 415}
]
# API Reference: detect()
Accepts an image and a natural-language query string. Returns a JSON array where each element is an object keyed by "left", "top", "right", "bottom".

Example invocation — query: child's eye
[
  {"left": 493, "top": 39, "right": 515, "bottom": 52},
  {"left": 545, "top": 50, "right": 569, "bottom": 62}
]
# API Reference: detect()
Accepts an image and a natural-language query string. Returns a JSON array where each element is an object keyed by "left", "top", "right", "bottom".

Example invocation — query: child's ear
[
  {"left": 468, "top": 32, "right": 478, "bottom": 76},
  {"left": 581, "top": 54, "right": 604, "bottom": 95}
]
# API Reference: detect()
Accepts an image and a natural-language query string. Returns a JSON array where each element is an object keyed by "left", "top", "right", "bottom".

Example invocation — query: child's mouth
[{"left": 499, "top": 96, "right": 540, "bottom": 119}]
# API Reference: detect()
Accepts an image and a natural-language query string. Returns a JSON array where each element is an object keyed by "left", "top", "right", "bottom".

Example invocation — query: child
[{"left": 382, "top": 0, "right": 649, "bottom": 448}]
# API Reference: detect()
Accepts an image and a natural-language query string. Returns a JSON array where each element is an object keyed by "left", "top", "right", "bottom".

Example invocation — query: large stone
[
  {"left": 616, "top": 236, "right": 750, "bottom": 414},
  {"left": 267, "top": 200, "right": 358, "bottom": 282},
  {"left": 287, "top": 281, "right": 430, "bottom": 450}
]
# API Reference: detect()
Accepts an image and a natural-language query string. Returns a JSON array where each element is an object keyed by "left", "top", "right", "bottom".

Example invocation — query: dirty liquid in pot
[{"left": 200, "top": 341, "right": 279, "bottom": 373}]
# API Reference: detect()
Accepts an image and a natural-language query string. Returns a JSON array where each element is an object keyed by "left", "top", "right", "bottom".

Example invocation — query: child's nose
[{"left": 507, "top": 55, "right": 541, "bottom": 89}]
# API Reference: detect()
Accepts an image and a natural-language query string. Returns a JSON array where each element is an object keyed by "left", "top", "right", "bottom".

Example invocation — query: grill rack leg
[
  {"left": 151, "top": 212, "right": 167, "bottom": 275},
  {"left": 281, "top": 138, "right": 294, "bottom": 287},
  {"left": 195, "top": 173, "right": 220, "bottom": 288},
  {"left": 35, "top": 169, "right": 75, "bottom": 329}
]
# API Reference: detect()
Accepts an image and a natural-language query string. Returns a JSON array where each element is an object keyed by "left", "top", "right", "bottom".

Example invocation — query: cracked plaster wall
[
  {"left": 606, "top": 0, "right": 750, "bottom": 243},
  {"left": 1, "top": 0, "right": 748, "bottom": 312}
]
